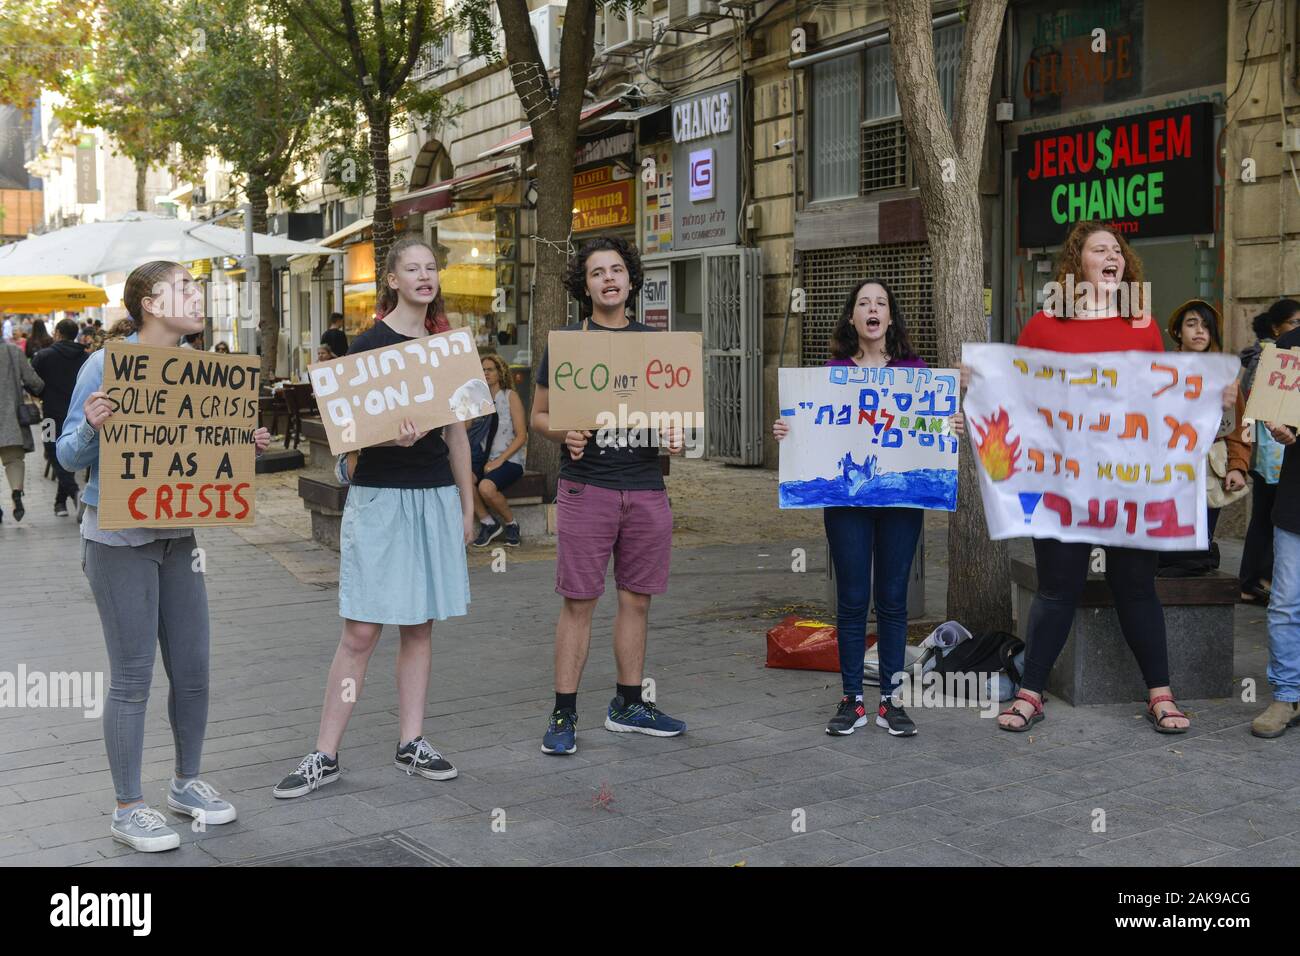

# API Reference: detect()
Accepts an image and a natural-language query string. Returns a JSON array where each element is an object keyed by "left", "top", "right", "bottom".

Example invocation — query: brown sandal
[
  {"left": 1146, "top": 694, "right": 1189, "bottom": 734},
  {"left": 998, "top": 690, "right": 1044, "bottom": 733}
]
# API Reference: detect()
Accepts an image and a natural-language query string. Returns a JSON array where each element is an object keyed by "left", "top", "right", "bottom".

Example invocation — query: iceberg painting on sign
[{"left": 777, "top": 366, "right": 960, "bottom": 511}]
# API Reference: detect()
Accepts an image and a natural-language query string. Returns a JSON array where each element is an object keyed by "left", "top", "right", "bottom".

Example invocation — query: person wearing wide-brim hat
[{"left": 1158, "top": 299, "right": 1250, "bottom": 577}]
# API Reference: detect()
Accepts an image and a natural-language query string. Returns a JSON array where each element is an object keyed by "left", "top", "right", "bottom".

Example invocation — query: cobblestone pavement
[{"left": 2, "top": 450, "right": 1296, "bottom": 867}]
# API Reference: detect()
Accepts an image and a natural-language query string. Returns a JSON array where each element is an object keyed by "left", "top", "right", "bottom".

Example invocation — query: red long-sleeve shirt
[{"left": 1016, "top": 311, "right": 1166, "bottom": 354}]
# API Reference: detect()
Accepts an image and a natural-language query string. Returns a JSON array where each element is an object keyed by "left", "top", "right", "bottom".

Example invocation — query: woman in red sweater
[{"left": 956, "top": 220, "right": 1236, "bottom": 735}]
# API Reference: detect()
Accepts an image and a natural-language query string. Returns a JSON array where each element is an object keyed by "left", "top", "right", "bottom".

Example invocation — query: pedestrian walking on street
[
  {"left": 470, "top": 352, "right": 527, "bottom": 548},
  {"left": 955, "top": 221, "right": 1236, "bottom": 736},
  {"left": 274, "top": 236, "right": 474, "bottom": 799},
  {"left": 321, "top": 311, "right": 348, "bottom": 360},
  {"left": 1237, "top": 299, "right": 1300, "bottom": 604},
  {"left": 58, "top": 261, "right": 272, "bottom": 852},
  {"left": 530, "top": 236, "right": 687, "bottom": 756},
  {"left": 0, "top": 334, "right": 43, "bottom": 523},
  {"left": 773, "top": 278, "right": 926, "bottom": 737},
  {"left": 23, "top": 318, "right": 52, "bottom": 359},
  {"left": 31, "top": 318, "right": 88, "bottom": 517}
]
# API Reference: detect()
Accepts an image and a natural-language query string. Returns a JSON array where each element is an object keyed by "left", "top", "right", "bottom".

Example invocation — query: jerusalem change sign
[
  {"left": 777, "top": 365, "right": 960, "bottom": 510},
  {"left": 308, "top": 327, "right": 493, "bottom": 455},
  {"left": 97, "top": 342, "right": 259, "bottom": 529},
  {"left": 545, "top": 331, "right": 704, "bottom": 432},
  {"left": 963, "top": 343, "right": 1238, "bottom": 551}
]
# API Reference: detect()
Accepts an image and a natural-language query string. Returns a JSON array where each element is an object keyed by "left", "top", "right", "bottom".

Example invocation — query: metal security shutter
[
  {"left": 799, "top": 242, "right": 937, "bottom": 368},
  {"left": 703, "top": 247, "right": 763, "bottom": 464}
]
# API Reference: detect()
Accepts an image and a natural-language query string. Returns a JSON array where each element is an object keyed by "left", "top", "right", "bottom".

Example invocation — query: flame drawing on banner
[{"left": 975, "top": 408, "right": 1021, "bottom": 482}]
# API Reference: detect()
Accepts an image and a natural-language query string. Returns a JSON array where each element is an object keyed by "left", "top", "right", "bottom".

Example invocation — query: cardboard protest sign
[
  {"left": 963, "top": 343, "right": 1238, "bottom": 551},
  {"left": 545, "top": 330, "right": 704, "bottom": 431},
  {"left": 97, "top": 342, "right": 259, "bottom": 529},
  {"left": 307, "top": 327, "right": 492, "bottom": 455},
  {"left": 1243, "top": 344, "right": 1300, "bottom": 428},
  {"left": 777, "top": 365, "right": 960, "bottom": 510}
]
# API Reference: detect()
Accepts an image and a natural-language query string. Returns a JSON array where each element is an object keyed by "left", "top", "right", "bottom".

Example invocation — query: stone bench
[{"left": 1010, "top": 556, "right": 1237, "bottom": 705}]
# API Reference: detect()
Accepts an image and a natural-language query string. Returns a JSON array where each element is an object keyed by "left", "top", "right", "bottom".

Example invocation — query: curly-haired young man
[{"left": 529, "top": 236, "right": 687, "bottom": 755}]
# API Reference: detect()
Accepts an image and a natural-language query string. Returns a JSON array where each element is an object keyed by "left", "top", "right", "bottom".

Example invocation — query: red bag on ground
[{"left": 765, "top": 615, "right": 875, "bottom": 672}]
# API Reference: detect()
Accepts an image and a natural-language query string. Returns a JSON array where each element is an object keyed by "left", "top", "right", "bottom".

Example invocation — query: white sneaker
[
  {"left": 167, "top": 779, "right": 237, "bottom": 825},
  {"left": 110, "top": 805, "right": 181, "bottom": 852}
]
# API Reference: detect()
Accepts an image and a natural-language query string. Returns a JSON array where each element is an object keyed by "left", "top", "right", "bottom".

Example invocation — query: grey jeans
[{"left": 83, "top": 535, "right": 210, "bottom": 804}]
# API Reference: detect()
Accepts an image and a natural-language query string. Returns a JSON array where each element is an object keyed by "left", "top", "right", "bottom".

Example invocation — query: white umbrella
[{"left": 0, "top": 211, "right": 339, "bottom": 277}]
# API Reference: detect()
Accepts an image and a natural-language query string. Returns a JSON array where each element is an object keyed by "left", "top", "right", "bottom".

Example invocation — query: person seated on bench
[{"left": 472, "top": 352, "right": 527, "bottom": 548}]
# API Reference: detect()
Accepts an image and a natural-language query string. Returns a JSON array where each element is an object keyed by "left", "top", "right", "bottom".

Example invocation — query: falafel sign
[
  {"left": 546, "top": 330, "right": 704, "bottom": 431},
  {"left": 307, "top": 327, "right": 493, "bottom": 455},
  {"left": 97, "top": 342, "right": 259, "bottom": 529},
  {"left": 963, "top": 343, "right": 1238, "bottom": 550},
  {"left": 1015, "top": 103, "right": 1214, "bottom": 247}
]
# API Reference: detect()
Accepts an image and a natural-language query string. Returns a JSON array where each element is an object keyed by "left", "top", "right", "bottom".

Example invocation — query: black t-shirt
[
  {"left": 321, "top": 327, "right": 348, "bottom": 358},
  {"left": 536, "top": 317, "right": 665, "bottom": 491},
  {"left": 348, "top": 321, "right": 454, "bottom": 489},
  {"left": 1272, "top": 328, "right": 1300, "bottom": 532}
]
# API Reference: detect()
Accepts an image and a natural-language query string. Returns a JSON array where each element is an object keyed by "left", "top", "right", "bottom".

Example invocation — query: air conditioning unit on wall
[
  {"left": 667, "top": 0, "right": 722, "bottom": 31},
  {"left": 603, "top": 0, "right": 655, "bottom": 54},
  {"left": 529, "top": 3, "right": 565, "bottom": 72}
]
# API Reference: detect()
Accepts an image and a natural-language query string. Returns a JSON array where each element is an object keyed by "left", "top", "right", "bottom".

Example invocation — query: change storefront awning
[{"left": 0, "top": 275, "right": 109, "bottom": 312}]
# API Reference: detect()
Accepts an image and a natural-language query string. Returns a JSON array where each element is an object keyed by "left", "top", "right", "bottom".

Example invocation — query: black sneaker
[
  {"left": 54, "top": 500, "right": 68, "bottom": 517},
  {"left": 826, "top": 696, "right": 868, "bottom": 735},
  {"left": 472, "top": 521, "right": 503, "bottom": 548},
  {"left": 502, "top": 522, "right": 520, "bottom": 547},
  {"left": 876, "top": 698, "right": 917, "bottom": 737},
  {"left": 395, "top": 736, "right": 458, "bottom": 780},
  {"left": 273, "top": 751, "right": 340, "bottom": 798}
]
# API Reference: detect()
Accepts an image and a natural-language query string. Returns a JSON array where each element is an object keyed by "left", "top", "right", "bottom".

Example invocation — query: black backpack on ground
[{"left": 932, "top": 629, "right": 1025, "bottom": 685}]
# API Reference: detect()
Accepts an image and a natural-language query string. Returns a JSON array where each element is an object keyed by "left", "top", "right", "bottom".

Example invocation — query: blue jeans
[
  {"left": 1266, "top": 527, "right": 1300, "bottom": 702},
  {"left": 824, "top": 506, "right": 922, "bottom": 697}
]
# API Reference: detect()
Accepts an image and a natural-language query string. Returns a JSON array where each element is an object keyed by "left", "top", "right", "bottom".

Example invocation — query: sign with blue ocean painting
[{"left": 777, "top": 365, "right": 960, "bottom": 510}]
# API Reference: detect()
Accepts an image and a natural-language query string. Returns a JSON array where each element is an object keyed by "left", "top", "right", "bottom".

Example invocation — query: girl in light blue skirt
[{"left": 273, "top": 236, "right": 476, "bottom": 799}]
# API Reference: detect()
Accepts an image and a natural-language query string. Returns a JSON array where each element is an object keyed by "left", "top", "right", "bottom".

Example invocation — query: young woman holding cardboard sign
[
  {"left": 530, "top": 236, "right": 686, "bottom": 756},
  {"left": 274, "top": 236, "right": 476, "bottom": 799},
  {"left": 772, "top": 278, "right": 928, "bottom": 738},
  {"left": 58, "top": 260, "right": 272, "bottom": 852}
]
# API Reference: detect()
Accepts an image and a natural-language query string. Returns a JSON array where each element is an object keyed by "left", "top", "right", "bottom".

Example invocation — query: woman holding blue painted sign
[
  {"left": 59, "top": 260, "right": 272, "bottom": 852},
  {"left": 274, "top": 236, "right": 475, "bottom": 799},
  {"left": 773, "top": 278, "right": 927, "bottom": 737}
]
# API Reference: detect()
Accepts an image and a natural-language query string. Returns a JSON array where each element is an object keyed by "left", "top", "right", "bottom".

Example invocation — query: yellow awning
[{"left": 0, "top": 275, "right": 109, "bottom": 311}]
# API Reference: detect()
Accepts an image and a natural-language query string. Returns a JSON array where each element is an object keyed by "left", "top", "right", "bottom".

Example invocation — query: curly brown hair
[
  {"left": 480, "top": 352, "right": 513, "bottom": 392},
  {"left": 1052, "top": 220, "right": 1146, "bottom": 319},
  {"left": 563, "top": 236, "right": 643, "bottom": 320}
]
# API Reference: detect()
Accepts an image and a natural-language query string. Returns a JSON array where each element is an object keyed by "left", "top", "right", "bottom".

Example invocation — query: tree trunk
[
  {"left": 368, "top": 105, "right": 395, "bottom": 298},
  {"left": 248, "top": 179, "right": 278, "bottom": 380},
  {"left": 496, "top": 0, "right": 597, "bottom": 494},
  {"left": 135, "top": 159, "right": 147, "bottom": 212},
  {"left": 887, "top": 0, "right": 1011, "bottom": 633}
]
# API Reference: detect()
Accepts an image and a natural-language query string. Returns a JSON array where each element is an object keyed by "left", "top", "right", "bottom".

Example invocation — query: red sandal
[
  {"left": 998, "top": 690, "right": 1044, "bottom": 733},
  {"left": 1146, "top": 694, "right": 1189, "bottom": 735}
]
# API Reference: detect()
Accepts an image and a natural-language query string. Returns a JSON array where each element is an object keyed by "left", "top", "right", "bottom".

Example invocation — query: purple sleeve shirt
[{"left": 825, "top": 355, "right": 927, "bottom": 368}]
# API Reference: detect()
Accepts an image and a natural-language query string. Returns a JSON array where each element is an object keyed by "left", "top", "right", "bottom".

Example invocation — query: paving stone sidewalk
[{"left": 1, "top": 450, "right": 1297, "bottom": 867}]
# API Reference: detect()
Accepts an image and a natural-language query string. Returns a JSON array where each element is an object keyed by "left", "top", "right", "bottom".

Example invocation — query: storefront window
[
  {"left": 343, "top": 241, "right": 375, "bottom": 337},
  {"left": 436, "top": 206, "right": 501, "bottom": 351}
]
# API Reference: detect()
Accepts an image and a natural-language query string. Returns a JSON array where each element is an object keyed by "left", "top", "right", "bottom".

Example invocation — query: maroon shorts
[{"left": 554, "top": 478, "right": 672, "bottom": 599}]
